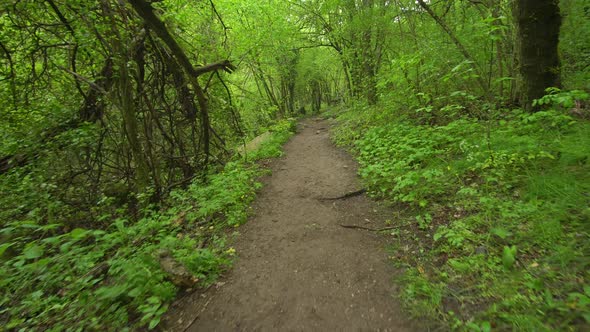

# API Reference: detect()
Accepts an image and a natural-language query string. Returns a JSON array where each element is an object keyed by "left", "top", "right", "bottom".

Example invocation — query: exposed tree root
[
  {"left": 319, "top": 188, "right": 366, "bottom": 201},
  {"left": 338, "top": 224, "right": 399, "bottom": 232}
]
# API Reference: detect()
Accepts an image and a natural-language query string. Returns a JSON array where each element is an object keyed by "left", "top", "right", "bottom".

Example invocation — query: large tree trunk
[{"left": 514, "top": 0, "right": 561, "bottom": 111}]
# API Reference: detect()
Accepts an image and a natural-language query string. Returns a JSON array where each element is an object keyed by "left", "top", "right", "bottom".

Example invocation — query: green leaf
[
  {"left": 147, "top": 296, "right": 161, "bottom": 304},
  {"left": 148, "top": 317, "right": 161, "bottom": 329},
  {"left": 502, "top": 245, "right": 517, "bottom": 270},
  {"left": 96, "top": 284, "right": 127, "bottom": 300},
  {"left": 491, "top": 227, "right": 511, "bottom": 239},
  {"left": 38, "top": 224, "right": 62, "bottom": 232},
  {"left": 31, "top": 290, "right": 44, "bottom": 299},
  {"left": 23, "top": 244, "right": 44, "bottom": 259},
  {"left": 59, "top": 241, "right": 73, "bottom": 253},
  {"left": 433, "top": 231, "right": 443, "bottom": 241},
  {"left": 42, "top": 235, "right": 63, "bottom": 245},
  {"left": 70, "top": 228, "right": 89, "bottom": 240},
  {"left": 128, "top": 287, "right": 142, "bottom": 298},
  {"left": 0, "top": 242, "right": 13, "bottom": 257}
]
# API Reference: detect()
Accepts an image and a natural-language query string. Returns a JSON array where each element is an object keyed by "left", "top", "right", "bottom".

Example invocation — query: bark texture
[{"left": 514, "top": 0, "right": 561, "bottom": 111}]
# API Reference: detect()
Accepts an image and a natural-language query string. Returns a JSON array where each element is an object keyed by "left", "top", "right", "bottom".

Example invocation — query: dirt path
[{"left": 164, "top": 118, "right": 415, "bottom": 331}]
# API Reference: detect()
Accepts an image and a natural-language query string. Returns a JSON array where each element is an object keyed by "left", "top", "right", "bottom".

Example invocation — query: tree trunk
[
  {"left": 101, "top": 0, "right": 150, "bottom": 191},
  {"left": 311, "top": 81, "right": 322, "bottom": 114},
  {"left": 514, "top": 0, "right": 561, "bottom": 111}
]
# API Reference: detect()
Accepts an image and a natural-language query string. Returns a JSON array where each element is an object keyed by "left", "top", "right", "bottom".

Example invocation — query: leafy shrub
[
  {"left": 333, "top": 91, "right": 590, "bottom": 330},
  {"left": 0, "top": 118, "right": 296, "bottom": 330},
  {"left": 247, "top": 118, "right": 297, "bottom": 160}
]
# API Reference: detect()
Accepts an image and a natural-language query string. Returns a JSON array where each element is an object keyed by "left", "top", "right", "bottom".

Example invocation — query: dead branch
[{"left": 339, "top": 224, "right": 399, "bottom": 232}]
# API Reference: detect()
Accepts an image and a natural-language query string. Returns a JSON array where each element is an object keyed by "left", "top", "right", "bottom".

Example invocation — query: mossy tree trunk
[{"left": 514, "top": 0, "right": 562, "bottom": 111}]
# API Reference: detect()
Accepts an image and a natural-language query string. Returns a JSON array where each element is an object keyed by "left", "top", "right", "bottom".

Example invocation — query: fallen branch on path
[
  {"left": 318, "top": 189, "right": 366, "bottom": 201},
  {"left": 339, "top": 224, "right": 399, "bottom": 232}
]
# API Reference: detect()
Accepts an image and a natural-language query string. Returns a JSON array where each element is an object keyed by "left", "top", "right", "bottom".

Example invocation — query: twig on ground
[
  {"left": 182, "top": 296, "right": 213, "bottom": 332},
  {"left": 339, "top": 224, "right": 399, "bottom": 232},
  {"left": 318, "top": 189, "right": 366, "bottom": 201}
]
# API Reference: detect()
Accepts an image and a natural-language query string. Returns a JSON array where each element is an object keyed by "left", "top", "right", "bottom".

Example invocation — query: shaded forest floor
[{"left": 164, "top": 118, "right": 417, "bottom": 331}]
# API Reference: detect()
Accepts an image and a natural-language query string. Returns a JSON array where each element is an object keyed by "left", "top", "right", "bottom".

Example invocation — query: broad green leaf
[
  {"left": 491, "top": 227, "right": 511, "bottom": 239},
  {"left": 70, "top": 228, "right": 89, "bottom": 240},
  {"left": 148, "top": 317, "right": 161, "bottom": 329},
  {"left": 502, "top": 245, "right": 517, "bottom": 270},
  {"left": 128, "top": 287, "right": 142, "bottom": 298},
  {"left": 23, "top": 244, "right": 44, "bottom": 260},
  {"left": 0, "top": 242, "right": 13, "bottom": 257}
]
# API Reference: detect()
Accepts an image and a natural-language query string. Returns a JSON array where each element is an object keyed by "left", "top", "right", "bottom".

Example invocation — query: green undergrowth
[
  {"left": 244, "top": 118, "right": 297, "bottom": 161},
  {"left": 328, "top": 91, "right": 590, "bottom": 331},
  {"left": 0, "top": 119, "right": 296, "bottom": 331}
]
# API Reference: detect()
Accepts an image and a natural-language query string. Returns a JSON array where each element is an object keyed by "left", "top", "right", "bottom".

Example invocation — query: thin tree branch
[{"left": 416, "top": 0, "right": 492, "bottom": 99}]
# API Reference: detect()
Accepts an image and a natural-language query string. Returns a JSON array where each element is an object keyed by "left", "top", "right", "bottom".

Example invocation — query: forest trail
[{"left": 165, "top": 118, "right": 415, "bottom": 331}]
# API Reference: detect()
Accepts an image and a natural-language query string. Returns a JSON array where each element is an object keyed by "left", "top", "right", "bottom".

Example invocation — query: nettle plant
[{"left": 533, "top": 87, "right": 589, "bottom": 110}]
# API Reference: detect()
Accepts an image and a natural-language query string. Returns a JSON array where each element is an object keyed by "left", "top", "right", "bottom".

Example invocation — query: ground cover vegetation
[
  {"left": 325, "top": 0, "right": 590, "bottom": 330},
  {"left": 0, "top": 0, "right": 588, "bottom": 330}
]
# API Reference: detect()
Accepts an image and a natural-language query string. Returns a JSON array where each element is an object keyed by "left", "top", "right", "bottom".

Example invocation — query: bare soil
[{"left": 164, "top": 118, "right": 416, "bottom": 331}]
